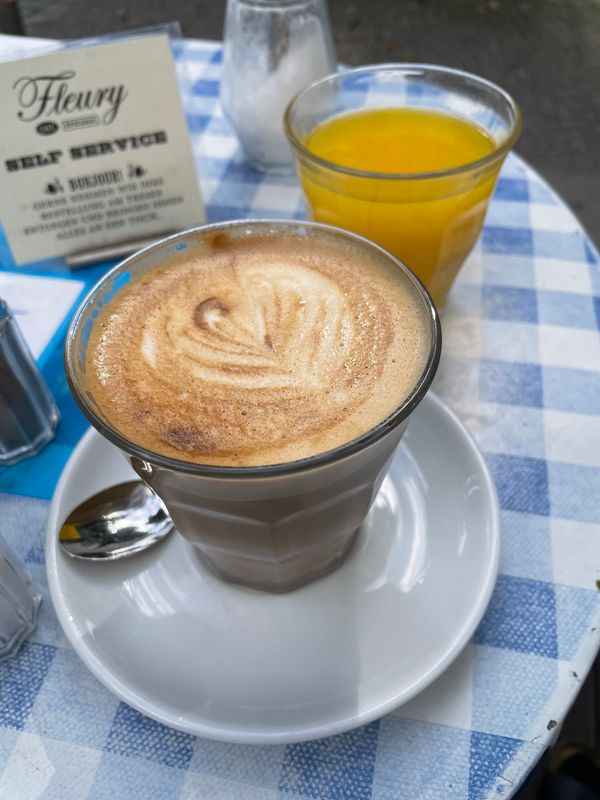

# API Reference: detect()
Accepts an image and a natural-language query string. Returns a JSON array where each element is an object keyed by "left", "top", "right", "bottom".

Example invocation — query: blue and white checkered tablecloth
[{"left": 1, "top": 36, "right": 600, "bottom": 800}]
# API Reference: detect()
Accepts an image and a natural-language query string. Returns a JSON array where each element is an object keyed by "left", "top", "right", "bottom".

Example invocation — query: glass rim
[
  {"left": 65, "top": 219, "right": 441, "bottom": 480},
  {"left": 284, "top": 62, "right": 522, "bottom": 181}
]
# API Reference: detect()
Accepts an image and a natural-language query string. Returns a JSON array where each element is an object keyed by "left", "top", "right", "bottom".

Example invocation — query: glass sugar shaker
[
  {"left": 221, "top": 0, "right": 336, "bottom": 173},
  {"left": 0, "top": 299, "right": 60, "bottom": 465}
]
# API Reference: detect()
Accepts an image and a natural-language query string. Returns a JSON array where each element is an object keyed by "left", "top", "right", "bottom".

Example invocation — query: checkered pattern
[{"left": 0, "top": 36, "right": 599, "bottom": 800}]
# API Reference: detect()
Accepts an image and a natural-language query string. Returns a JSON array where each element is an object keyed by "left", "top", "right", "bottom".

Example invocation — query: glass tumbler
[
  {"left": 285, "top": 64, "right": 521, "bottom": 306},
  {"left": 0, "top": 535, "right": 40, "bottom": 661},
  {"left": 0, "top": 299, "right": 60, "bottom": 464},
  {"left": 221, "top": 0, "right": 336, "bottom": 172},
  {"left": 65, "top": 220, "right": 441, "bottom": 593}
]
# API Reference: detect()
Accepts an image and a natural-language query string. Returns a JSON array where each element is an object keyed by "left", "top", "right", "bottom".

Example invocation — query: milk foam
[
  {"left": 88, "top": 233, "right": 431, "bottom": 466},
  {"left": 141, "top": 260, "right": 356, "bottom": 391}
]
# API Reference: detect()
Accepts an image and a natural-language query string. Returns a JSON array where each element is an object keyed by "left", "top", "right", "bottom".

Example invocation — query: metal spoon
[{"left": 59, "top": 481, "right": 173, "bottom": 561}]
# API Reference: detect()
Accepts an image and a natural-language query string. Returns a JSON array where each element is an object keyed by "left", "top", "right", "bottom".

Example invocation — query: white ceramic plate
[{"left": 46, "top": 392, "right": 500, "bottom": 744}]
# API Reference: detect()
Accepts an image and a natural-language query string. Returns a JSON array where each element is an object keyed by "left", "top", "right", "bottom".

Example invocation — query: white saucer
[{"left": 46, "top": 392, "right": 500, "bottom": 744}]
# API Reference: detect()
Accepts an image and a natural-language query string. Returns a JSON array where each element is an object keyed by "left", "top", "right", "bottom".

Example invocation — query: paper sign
[
  {"left": 0, "top": 33, "right": 205, "bottom": 265},
  {"left": 0, "top": 273, "right": 85, "bottom": 358}
]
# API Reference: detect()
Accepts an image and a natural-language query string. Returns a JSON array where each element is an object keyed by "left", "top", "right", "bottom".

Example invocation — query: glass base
[
  {"left": 0, "top": 407, "right": 60, "bottom": 466},
  {"left": 191, "top": 526, "right": 360, "bottom": 593},
  {"left": 243, "top": 154, "right": 296, "bottom": 175}
]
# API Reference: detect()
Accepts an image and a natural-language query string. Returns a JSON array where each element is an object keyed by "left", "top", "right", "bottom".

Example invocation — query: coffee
[
  {"left": 87, "top": 231, "right": 430, "bottom": 467},
  {"left": 69, "top": 222, "right": 440, "bottom": 591}
]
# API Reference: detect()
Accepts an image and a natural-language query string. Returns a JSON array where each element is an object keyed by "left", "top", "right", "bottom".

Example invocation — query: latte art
[
  {"left": 150, "top": 260, "right": 357, "bottom": 391},
  {"left": 88, "top": 233, "right": 430, "bottom": 466}
]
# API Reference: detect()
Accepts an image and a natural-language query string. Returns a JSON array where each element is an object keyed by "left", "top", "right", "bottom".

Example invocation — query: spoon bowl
[{"left": 59, "top": 481, "right": 173, "bottom": 561}]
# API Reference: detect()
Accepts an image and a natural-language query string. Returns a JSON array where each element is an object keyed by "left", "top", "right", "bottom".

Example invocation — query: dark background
[{"left": 1, "top": 2, "right": 599, "bottom": 797}]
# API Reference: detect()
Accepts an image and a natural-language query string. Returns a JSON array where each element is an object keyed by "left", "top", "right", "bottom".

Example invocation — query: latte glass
[{"left": 66, "top": 221, "right": 441, "bottom": 592}]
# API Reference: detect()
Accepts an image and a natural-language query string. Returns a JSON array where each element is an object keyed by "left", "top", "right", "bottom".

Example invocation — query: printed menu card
[{"left": 0, "top": 33, "right": 205, "bottom": 265}]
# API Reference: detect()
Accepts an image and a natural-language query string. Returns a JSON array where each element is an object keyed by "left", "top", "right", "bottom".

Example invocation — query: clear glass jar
[
  {"left": 0, "top": 535, "right": 40, "bottom": 661},
  {"left": 0, "top": 299, "right": 60, "bottom": 464},
  {"left": 221, "top": 0, "right": 336, "bottom": 173}
]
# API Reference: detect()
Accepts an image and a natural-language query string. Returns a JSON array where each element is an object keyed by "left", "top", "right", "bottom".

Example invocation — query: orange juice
[{"left": 299, "top": 107, "right": 501, "bottom": 306}]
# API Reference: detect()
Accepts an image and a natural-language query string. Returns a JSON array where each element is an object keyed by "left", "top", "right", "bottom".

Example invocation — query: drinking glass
[
  {"left": 65, "top": 221, "right": 441, "bottom": 593},
  {"left": 0, "top": 534, "right": 40, "bottom": 661},
  {"left": 285, "top": 64, "right": 521, "bottom": 306},
  {"left": 0, "top": 299, "right": 60, "bottom": 464}
]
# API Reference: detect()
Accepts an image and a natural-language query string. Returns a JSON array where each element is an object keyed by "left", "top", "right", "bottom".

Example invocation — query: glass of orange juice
[{"left": 285, "top": 65, "right": 521, "bottom": 306}]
